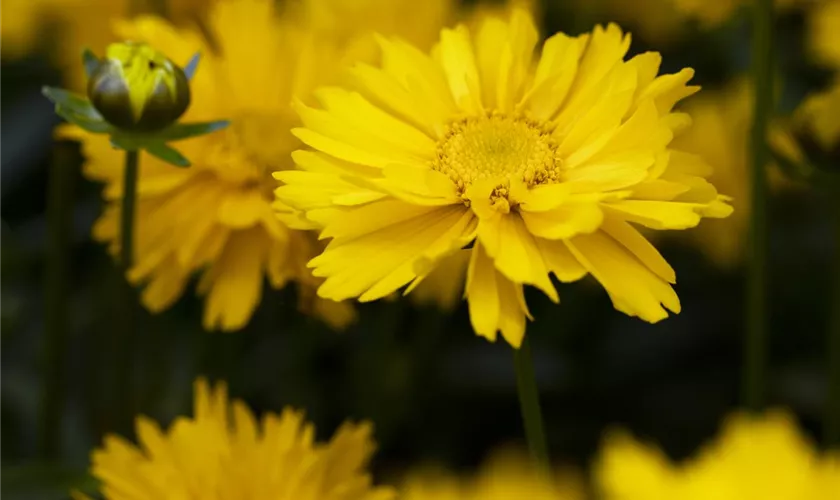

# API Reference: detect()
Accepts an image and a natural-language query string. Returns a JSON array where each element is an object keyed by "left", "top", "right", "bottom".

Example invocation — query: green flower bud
[{"left": 87, "top": 42, "right": 190, "bottom": 132}]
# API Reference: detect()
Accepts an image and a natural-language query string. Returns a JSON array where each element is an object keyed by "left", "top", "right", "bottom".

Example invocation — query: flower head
[
  {"left": 275, "top": 10, "right": 732, "bottom": 347},
  {"left": 595, "top": 411, "right": 840, "bottom": 499},
  {"left": 88, "top": 42, "right": 191, "bottom": 131},
  {"left": 73, "top": 378, "right": 394, "bottom": 500}
]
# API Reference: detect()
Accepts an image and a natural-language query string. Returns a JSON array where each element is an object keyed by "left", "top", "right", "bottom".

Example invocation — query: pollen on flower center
[{"left": 431, "top": 111, "right": 560, "bottom": 195}]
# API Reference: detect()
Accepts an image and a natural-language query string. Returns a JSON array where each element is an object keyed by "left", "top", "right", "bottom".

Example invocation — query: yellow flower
[
  {"left": 288, "top": 0, "right": 452, "bottom": 59},
  {"left": 581, "top": 0, "right": 803, "bottom": 43},
  {"left": 401, "top": 449, "right": 584, "bottom": 500},
  {"left": 69, "top": 0, "right": 356, "bottom": 331},
  {"left": 72, "top": 378, "right": 395, "bottom": 500},
  {"left": 671, "top": 80, "right": 803, "bottom": 267},
  {"left": 1, "top": 0, "right": 128, "bottom": 88},
  {"left": 274, "top": 10, "right": 732, "bottom": 347},
  {"left": 595, "top": 411, "right": 840, "bottom": 500},
  {"left": 808, "top": 0, "right": 840, "bottom": 69},
  {"left": 799, "top": 81, "right": 840, "bottom": 148}
]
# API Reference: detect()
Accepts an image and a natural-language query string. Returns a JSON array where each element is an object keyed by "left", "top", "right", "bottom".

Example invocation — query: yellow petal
[
  {"left": 600, "top": 216, "right": 676, "bottom": 283},
  {"left": 350, "top": 63, "right": 443, "bottom": 136},
  {"left": 520, "top": 32, "right": 587, "bottom": 121},
  {"left": 436, "top": 24, "right": 483, "bottom": 113},
  {"left": 565, "top": 231, "right": 680, "bottom": 322},
  {"left": 520, "top": 201, "right": 603, "bottom": 240},
  {"left": 477, "top": 213, "right": 558, "bottom": 302},
  {"left": 313, "top": 87, "right": 437, "bottom": 158},
  {"left": 376, "top": 35, "right": 455, "bottom": 121},
  {"left": 218, "top": 188, "right": 271, "bottom": 229},
  {"left": 311, "top": 204, "right": 473, "bottom": 302},
  {"left": 604, "top": 200, "right": 704, "bottom": 230},
  {"left": 535, "top": 237, "right": 587, "bottom": 282},
  {"left": 466, "top": 242, "right": 500, "bottom": 341},
  {"left": 201, "top": 227, "right": 269, "bottom": 331},
  {"left": 139, "top": 256, "right": 189, "bottom": 313}
]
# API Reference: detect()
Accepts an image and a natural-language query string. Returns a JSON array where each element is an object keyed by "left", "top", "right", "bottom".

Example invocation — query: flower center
[{"left": 431, "top": 111, "right": 560, "bottom": 196}]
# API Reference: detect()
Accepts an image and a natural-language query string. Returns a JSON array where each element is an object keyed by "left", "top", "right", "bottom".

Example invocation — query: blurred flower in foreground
[
  {"left": 275, "top": 10, "right": 732, "bottom": 347},
  {"left": 596, "top": 411, "right": 840, "bottom": 499},
  {"left": 401, "top": 449, "right": 584, "bottom": 500},
  {"left": 67, "top": 0, "right": 356, "bottom": 330},
  {"left": 671, "top": 80, "right": 803, "bottom": 267},
  {"left": 72, "top": 378, "right": 394, "bottom": 500}
]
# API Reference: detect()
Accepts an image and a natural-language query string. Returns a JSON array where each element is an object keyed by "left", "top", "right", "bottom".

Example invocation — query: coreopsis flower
[
  {"left": 401, "top": 449, "right": 584, "bottom": 500},
  {"left": 68, "top": 0, "right": 357, "bottom": 330},
  {"left": 672, "top": 80, "right": 804, "bottom": 267},
  {"left": 274, "top": 10, "right": 732, "bottom": 347},
  {"left": 72, "top": 378, "right": 395, "bottom": 500},
  {"left": 595, "top": 411, "right": 840, "bottom": 499}
]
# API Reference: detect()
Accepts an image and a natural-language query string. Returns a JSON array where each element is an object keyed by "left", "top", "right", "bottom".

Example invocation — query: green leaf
[
  {"left": 55, "top": 105, "right": 113, "bottom": 133},
  {"left": 145, "top": 142, "right": 191, "bottom": 167},
  {"left": 82, "top": 48, "right": 101, "bottom": 78},
  {"left": 42, "top": 87, "right": 103, "bottom": 121},
  {"left": 184, "top": 52, "right": 201, "bottom": 80},
  {"left": 155, "top": 120, "right": 229, "bottom": 141}
]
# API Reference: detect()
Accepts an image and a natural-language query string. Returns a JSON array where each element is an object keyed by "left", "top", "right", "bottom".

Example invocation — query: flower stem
[
  {"left": 827, "top": 199, "right": 840, "bottom": 447},
  {"left": 116, "top": 150, "right": 139, "bottom": 433},
  {"left": 743, "top": 0, "right": 774, "bottom": 413},
  {"left": 38, "top": 142, "right": 76, "bottom": 458},
  {"left": 513, "top": 336, "right": 550, "bottom": 469}
]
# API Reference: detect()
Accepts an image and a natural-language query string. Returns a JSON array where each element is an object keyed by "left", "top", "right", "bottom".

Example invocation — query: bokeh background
[{"left": 2, "top": 0, "right": 838, "bottom": 497}]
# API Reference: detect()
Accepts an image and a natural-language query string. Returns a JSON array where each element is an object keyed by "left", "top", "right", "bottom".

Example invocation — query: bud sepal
[{"left": 42, "top": 46, "right": 228, "bottom": 167}]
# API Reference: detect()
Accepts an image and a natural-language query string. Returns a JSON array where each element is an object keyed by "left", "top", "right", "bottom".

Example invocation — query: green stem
[
  {"left": 827, "top": 200, "right": 840, "bottom": 447},
  {"left": 743, "top": 0, "right": 774, "bottom": 413},
  {"left": 116, "top": 150, "right": 139, "bottom": 433},
  {"left": 513, "top": 336, "right": 550, "bottom": 469},
  {"left": 38, "top": 143, "right": 76, "bottom": 458}
]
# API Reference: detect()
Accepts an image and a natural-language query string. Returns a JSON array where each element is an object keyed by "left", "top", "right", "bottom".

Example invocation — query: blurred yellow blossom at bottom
[
  {"left": 596, "top": 411, "right": 840, "bottom": 500},
  {"left": 401, "top": 449, "right": 584, "bottom": 500},
  {"left": 72, "top": 378, "right": 394, "bottom": 500}
]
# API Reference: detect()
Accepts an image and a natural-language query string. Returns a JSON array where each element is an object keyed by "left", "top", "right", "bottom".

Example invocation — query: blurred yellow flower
[
  {"left": 596, "top": 410, "right": 840, "bottom": 499},
  {"left": 72, "top": 378, "right": 394, "bottom": 500},
  {"left": 1, "top": 0, "right": 128, "bottom": 88},
  {"left": 68, "top": 0, "right": 356, "bottom": 331},
  {"left": 401, "top": 449, "right": 584, "bottom": 500},
  {"left": 285, "top": 0, "right": 451, "bottom": 66},
  {"left": 808, "top": 0, "right": 840, "bottom": 68},
  {"left": 671, "top": 80, "right": 802, "bottom": 267},
  {"left": 274, "top": 10, "right": 732, "bottom": 347},
  {"left": 583, "top": 0, "right": 802, "bottom": 43}
]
